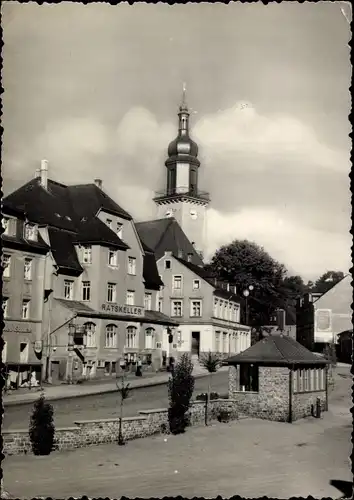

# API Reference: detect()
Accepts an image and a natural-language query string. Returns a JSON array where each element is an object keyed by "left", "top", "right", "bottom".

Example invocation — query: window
[
  {"left": 223, "top": 332, "right": 228, "bottom": 353},
  {"left": 64, "top": 280, "right": 74, "bottom": 300},
  {"left": 128, "top": 257, "right": 136, "bottom": 275},
  {"left": 215, "top": 331, "right": 220, "bottom": 352},
  {"left": 82, "top": 245, "right": 92, "bottom": 264},
  {"left": 190, "top": 300, "right": 202, "bottom": 317},
  {"left": 82, "top": 281, "right": 91, "bottom": 301},
  {"left": 158, "top": 298, "right": 163, "bottom": 312},
  {"left": 171, "top": 300, "right": 183, "bottom": 317},
  {"left": 105, "top": 361, "right": 110, "bottom": 374},
  {"left": 213, "top": 298, "right": 219, "bottom": 317},
  {"left": 294, "top": 368, "right": 325, "bottom": 393},
  {"left": 172, "top": 275, "right": 182, "bottom": 290},
  {"left": 83, "top": 322, "right": 96, "bottom": 348},
  {"left": 126, "top": 326, "right": 137, "bottom": 348},
  {"left": 2, "top": 254, "right": 11, "bottom": 278},
  {"left": 105, "top": 324, "right": 117, "bottom": 348},
  {"left": 165, "top": 260, "right": 171, "bottom": 270},
  {"left": 229, "top": 303, "right": 233, "bottom": 321},
  {"left": 193, "top": 279, "right": 200, "bottom": 290},
  {"left": 108, "top": 248, "right": 118, "bottom": 267},
  {"left": 107, "top": 283, "right": 117, "bottom": 303},
  {"left": 24, "top": 223, "right": 37, "bottom": 241},
  {"left": 2, "top": 340, "right": 7, "bottom": 363},
  {"left": 145, "top": 327, "right": 155, "bottom": 349},
  {"left": 144, "top": 293, "right": 152, "bottom": 310},
  {"left": 111, "top": 361, "right": 116, "bottom": 374},
  {"left": 106, "top": 218, "right": 112, "bottom": 229},
  {"left": 24, "top": 258, "right": 33, "bottom": 281},
  {"left": 20, "top": 342, "right": 29, "bottom": 363},
  {"left": 239, "top": 364, "right": 259, "bottom": 392},
  {"left": 117, "top": 223, "right": 123, "bottom": 239},
  {"left": 22, "top": 300, "right": 30, "bottom": 319},
  {"left": 126, "top": 290, "right": 135, "bottom": 305},
  {"left": 2, "top": 298, "right": 9, "bottom": 318},
  {"left": 2, "top": 217, "right": 9, "bottom": 236}
]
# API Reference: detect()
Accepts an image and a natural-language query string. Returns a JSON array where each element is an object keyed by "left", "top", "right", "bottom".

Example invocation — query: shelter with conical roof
[{"left": 227, "top": 335, "right": 329, "bottom": 422}]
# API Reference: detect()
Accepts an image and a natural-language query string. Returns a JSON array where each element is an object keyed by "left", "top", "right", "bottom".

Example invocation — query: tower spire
[{"left": 180, "top": 82, "right": 188, "bottom": 112}]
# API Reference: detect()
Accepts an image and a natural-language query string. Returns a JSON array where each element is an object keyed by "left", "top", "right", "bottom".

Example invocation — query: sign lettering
[
  {"left": 3, "top": 322, "right": 32, "bottom": 334},
  {"left": 101, "top": 304, "right": 145, "bottom": 317}
]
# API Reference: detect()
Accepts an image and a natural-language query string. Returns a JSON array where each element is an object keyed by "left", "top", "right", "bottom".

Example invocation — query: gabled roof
[
  {"left": 74, "top": 217, "right": 129, "bottom": 250},
  {"left": 142, "top": 251, "right": 164, "bottom": 290},
  {"left": 48, "top": 228, "right": 83, "bottom": 276},
  {"left": 135, "top": 218, "right": 203, "bottom": 265},
  {"left": 67, "top": 184, "right": 132, "bottom": 221},
  {"left": 2, "top": 233, "right": 50, "bottom": 255},
  {"left": 227, "top": 335, "right": 330, "bottom": 366},
  {"left": 3, "top": 179, "right": 76, "bottom": 231},
  {"left": 174, "top": 256, "right": 240, "bottom": 303}
]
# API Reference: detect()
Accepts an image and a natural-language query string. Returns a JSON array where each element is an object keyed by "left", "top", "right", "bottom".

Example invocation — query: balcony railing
[{"left": 154, "top": 188, "right": 210, "bottom": 202}]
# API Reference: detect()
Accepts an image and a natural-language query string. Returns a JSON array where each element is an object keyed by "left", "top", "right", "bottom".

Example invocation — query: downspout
[
  {"left": 288, "top": 364, "right": 293, "bottom": 423},
  {"left": 325, "top": 364, "right": 329, "bottom": 411}
]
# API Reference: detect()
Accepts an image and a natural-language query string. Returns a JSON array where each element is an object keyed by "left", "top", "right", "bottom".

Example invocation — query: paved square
[{"left": 3, "top": 367, "right": 351, "bottom": 499}]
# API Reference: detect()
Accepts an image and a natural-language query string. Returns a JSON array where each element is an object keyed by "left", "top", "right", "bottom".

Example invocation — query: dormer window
[
  {"left": 106, "top": 218, "right": 112, "bottom": 229},
  {"left": 82, "top": 245, "right": 92, "bottom": 264},
  {"left": 24, "top": 222, "right": 37, "bottom": 241}
]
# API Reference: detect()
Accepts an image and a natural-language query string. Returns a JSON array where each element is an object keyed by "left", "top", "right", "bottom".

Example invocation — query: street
[{"left": 3, "top": 371, "right": 229, "bottom": 430}]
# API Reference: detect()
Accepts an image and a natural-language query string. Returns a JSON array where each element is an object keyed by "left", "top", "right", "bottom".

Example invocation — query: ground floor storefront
[
  {"left": 3, "top": 320, "right": 44, "bottom": 390},
  {"left": 45, "top": 299, "right": 179, "bottom": 383},
  {"left": 174, "top": 321, "right": 251, "bottom": 360}
]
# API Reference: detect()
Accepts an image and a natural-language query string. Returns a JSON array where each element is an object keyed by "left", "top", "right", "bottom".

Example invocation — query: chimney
[
  {"left": 177, "top": 249, "right": 183, "bottom": 259},
  {"left": 187, "top": 253, "right": 193, "bottom": 263},
  {"left": 227, "top": 283, "right": 230, "bottom": 292},
  {"left": 94, "top": 178, "right": 102, "bottom": 189},
  {"left": 40, "top": 159, "right": 48, "bottom": 189}
]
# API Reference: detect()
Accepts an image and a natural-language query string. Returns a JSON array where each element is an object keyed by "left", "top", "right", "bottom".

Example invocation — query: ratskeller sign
[{"left": 101, "top": 304, "right": 144, "bottom": 317}]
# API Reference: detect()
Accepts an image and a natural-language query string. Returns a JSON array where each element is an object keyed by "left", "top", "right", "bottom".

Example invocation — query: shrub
[
  {"left": 168, "top": 353, "right": 195, "bottom": 435},
  {"left": 217, "top": 409, "right": 233, "bottom": 423},
  {"left": 29, "top": 393, "right": 55, "bottom": 455},
  {"left": 198, "top": 351, "right": 223, "bottom": 425},
  {"left": 196, "top": 392, "right": 219, "bottom": 401}
]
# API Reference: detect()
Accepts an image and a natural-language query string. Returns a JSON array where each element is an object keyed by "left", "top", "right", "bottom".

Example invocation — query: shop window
[
  {"left": 104, "top": 361, "right": 110, "bottom": 374},
  {"left": 239, "top": 364, "right": 259, "bottom": 392},
  {"left": 111, "top": 362, "right": 116, "bottom": 374}
]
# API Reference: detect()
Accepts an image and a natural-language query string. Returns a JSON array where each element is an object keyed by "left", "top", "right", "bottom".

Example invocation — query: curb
[{"left": 4, "top": 369, "right": 227, "bottom": 407}]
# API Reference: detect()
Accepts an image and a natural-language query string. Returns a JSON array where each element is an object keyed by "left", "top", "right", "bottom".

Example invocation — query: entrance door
[
  {"left": 191, "top": 332, "right": 200, "bottom": 357},
  {"left": 51, "top": 361, "right": 60, "bottom": 383}
]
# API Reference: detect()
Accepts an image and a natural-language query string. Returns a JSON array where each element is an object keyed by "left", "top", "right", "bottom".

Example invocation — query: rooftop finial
[{"left": 180, "top": 82, "right": 188, "bottom": 111}]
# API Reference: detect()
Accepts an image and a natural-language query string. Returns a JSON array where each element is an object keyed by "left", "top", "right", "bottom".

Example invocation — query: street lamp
[
  {"left": 243, "top": 285, "right": 254, "bottom": 325},
  {"left": 66, "top": 322, "right": 76, "bottom": 384}
]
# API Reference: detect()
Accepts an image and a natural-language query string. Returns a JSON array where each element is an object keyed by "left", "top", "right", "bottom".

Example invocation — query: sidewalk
[{"left": 3, "top": 366, "right": 229, "bottom": 407}]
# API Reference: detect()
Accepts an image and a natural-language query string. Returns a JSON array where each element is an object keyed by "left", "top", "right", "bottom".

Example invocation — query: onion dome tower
[{"left": 153, "top": 84, "right": 210, "bottom": 259}]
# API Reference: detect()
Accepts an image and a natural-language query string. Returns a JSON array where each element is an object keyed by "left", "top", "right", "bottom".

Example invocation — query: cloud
[
  {"left": 206, "top": 208, "right": 352, "bottom": 279},
  {"left": 2, "top": 103, "right": 350, "bottom": 279}
]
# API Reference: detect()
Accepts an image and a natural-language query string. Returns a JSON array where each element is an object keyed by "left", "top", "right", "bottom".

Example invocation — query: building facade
[
  {"left": 2, "top": 205, "right": 49, "bottom": 389},
  {"left": 153, "top": 89, "right": 210, "bottom": 259},
  {"left": 3, "top": 162, "right": 177, "bottom": 385},
  {"left": 156, "top": 251, "right": 251, "bottom": 361},
  {"left": 296, "top": 274, "right": 352, "bottom": 352}
]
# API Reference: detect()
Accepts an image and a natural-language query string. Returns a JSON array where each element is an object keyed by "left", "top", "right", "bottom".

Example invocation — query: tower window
[{"left": 165, "top": 260, "right": 171, "bottom": 270}]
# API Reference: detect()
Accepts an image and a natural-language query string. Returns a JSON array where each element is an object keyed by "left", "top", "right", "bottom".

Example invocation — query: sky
[{"left": 2, "top": 2, "right": 352, "bottom": 280}]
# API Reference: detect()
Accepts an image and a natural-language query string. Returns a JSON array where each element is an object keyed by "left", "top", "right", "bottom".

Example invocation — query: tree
[
  {"left": 168, "top": 354, "right": 195, "bottom": 435},
  {"left": 205, "top": 240, "right": 287, "bottom": 325},
  {"left": 116, "top": 372, "right": 131, "bottom": 446},
  {"left": 29, "top": 393, "right": 55, "bottom": 455},
  {"left": 199, "top": 352, "right": 223, "bottom": 426},
  {"left": 313, "top": 271, "right": 345, "bottom": 295}
]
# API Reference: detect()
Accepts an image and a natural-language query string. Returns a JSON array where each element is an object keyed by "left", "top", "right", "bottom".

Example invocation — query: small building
[
  {"left": 296, "top": 274, "right": 352, "bottom": 352},
  {"left": 228, "top": 335, "right": 329, "bottom": 422}
]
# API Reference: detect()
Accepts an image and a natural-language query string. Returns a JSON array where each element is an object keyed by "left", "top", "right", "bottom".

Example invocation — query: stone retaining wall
[{"left": 3, "top": 399, "right": 238, "bottom": 456}]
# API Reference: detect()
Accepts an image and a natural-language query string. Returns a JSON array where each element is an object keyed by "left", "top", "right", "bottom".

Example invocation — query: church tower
[{"left": 153, "top": 86, "right": 210, "bottom": 259}]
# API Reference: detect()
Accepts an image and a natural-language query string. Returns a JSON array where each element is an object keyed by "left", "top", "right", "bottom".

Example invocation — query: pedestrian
[{"left": 135, "top": 357, "right": 143, "bottom": 377}]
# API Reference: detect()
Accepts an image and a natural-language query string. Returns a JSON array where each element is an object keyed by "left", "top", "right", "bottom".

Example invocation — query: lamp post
[
  {"left": 243, "top": 285, "right": 254, "bottom": 325},
  {"left": 66, "top": 322, "right": 76, "bottom": 384}
]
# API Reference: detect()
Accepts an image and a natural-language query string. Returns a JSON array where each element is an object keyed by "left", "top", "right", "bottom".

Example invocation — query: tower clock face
[{"left": 190, "top": 210, "right": 197, "bottom": 220}]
